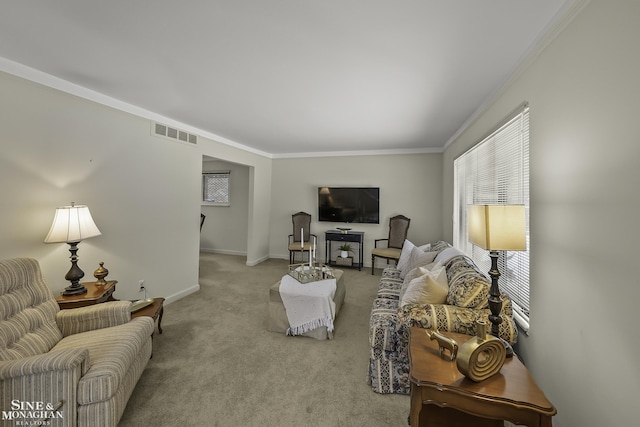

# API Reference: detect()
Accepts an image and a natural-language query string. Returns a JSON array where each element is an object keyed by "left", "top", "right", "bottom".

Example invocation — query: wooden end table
[
  {"left": 408, "top": 327, "right": 556, "bottom": 427},
  {"left": 131, "top": 297, "right": 165, "bottom": 334},
  {"left": 56, "top": 281, "right": 165, "bottom": 335},
  {"left": 56, "top": 281, "right": 117, "bottom": 309}
]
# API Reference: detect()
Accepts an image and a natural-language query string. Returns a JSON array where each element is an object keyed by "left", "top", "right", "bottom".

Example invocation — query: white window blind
[
  {"left": 454, "top": 103, "right": 530, "bottom": 331},
  {"left": 203, "top": 171, "right": 230, "bottom": 205}
]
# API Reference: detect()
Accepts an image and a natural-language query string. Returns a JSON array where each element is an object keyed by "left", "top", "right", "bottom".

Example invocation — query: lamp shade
[
  {"left": 468, "top": 205, "right": 526, "bottom": 251},
  {"left": 44, "top": 203, "right": 101, "bottom": 243}
]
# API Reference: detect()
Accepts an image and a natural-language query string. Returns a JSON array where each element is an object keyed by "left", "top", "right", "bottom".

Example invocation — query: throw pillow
[
  {"left": 400, "top": 264, "right": 448, "bottom": 307},
  {"left": 399, "top": 261, "right": 441, "bottom": 301},
  {"left": 396, "top": 240, "right": 431, "bottom": 274},
  {"left": 399, "top": 266, "right": 425, "bottom": 301},
  {"left": 434, "top": 246, "right": 466, "bottom": 264},
  {"left": 400, "top": 247, "right": 438, "bottom": 279},
  {"left": 445, "top": 256, "right": 490, "bottom": 309},
  {"left": 396, "top": 240, "right": 415, "bottom": 273}
]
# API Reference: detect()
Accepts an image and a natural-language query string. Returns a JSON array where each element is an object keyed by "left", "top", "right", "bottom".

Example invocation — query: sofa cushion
[
  {"left": 444, "top": 255, "right": 490, "bottom": 309},
  {"left": 52, "top": 317, "right": 154, "bottom": 404},
  {"left": 400, "top": 264, "right": 448, "bottom": 307}
]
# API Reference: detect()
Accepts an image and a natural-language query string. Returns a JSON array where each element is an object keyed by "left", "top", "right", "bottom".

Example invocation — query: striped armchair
[{"left": 0, "top": 258, "right": 154, "bottom": 427}]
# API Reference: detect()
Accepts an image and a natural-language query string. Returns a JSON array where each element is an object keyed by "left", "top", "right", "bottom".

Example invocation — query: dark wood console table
[{"left": 324, "top": 230, "right": 364, "bottom": 270}]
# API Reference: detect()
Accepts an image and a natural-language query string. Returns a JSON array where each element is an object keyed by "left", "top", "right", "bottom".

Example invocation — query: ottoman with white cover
[{"left": 268, "top": 270, "right": 345, "bottom": 340}]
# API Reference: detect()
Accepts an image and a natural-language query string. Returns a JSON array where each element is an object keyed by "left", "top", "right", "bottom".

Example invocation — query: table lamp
[
  {"left": 468, "top": 204, "right": 526, "bottom": 357},
  {"left": 44, "top": 202, "right": 102, "bottom": 296}
]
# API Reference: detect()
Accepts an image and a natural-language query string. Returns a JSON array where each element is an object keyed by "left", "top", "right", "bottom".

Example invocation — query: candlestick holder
[{"left": 288, "top": 259, "right": 335, "bottom": 284}]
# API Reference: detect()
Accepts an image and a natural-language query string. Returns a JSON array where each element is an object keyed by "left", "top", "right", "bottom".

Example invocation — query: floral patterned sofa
[{"left": 367, "top": 241, "right": 518, "bottom": 394}]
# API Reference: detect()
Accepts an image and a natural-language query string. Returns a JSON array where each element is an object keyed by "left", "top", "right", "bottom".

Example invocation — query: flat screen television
[{"left": 318, "top": 187, "right": 380, "bottom": 224}]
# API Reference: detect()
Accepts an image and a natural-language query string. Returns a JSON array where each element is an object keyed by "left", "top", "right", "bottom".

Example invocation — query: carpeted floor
[{"left": 119, "top": 253, "right": 409, "bottom": 426}]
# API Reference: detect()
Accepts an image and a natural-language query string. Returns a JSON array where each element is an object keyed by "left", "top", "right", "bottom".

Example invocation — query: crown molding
[
  {"left": 0, "top": 58, "right": 441, "bottom": 160},
  {"left": 272, "top": 146, "right": 442, "bottom": 159},
  {"left": 0, "top": 57, "right": 273, "bottom": 159}
]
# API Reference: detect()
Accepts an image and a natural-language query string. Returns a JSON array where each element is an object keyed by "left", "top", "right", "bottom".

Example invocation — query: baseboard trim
[
  {"left": 165, "top": 284, "right": 200, "bottom": 305},
  {"left": 201, "top": 250, "right": 375, "bottom": 268},
  {"left": 200, "top": 248, "right": 247, "bottom": 256},
  {"left": 246, "top": 255, "right": 269, "bottom": 266}
]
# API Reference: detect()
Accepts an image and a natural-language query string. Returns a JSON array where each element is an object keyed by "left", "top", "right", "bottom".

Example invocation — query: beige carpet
[{"left": 119, "top": 253, "right": 409, "bottom": 426}]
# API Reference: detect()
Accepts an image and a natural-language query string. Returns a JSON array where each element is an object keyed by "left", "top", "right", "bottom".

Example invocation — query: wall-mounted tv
[{"left": 318, "top": 187, "right": 380, "bottom": 224}]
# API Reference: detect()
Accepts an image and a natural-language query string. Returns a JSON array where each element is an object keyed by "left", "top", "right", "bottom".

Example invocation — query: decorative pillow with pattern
[
  {"left": 444, "top": 255, "right": 490, "bottom": 309},
  {"left": 429, "top": 240, "right": 452, "bottom": 254}
]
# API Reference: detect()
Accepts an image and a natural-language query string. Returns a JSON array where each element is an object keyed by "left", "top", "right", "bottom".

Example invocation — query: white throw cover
[{"left": 279, "top": 274, "right": 337, "bottom": 337}]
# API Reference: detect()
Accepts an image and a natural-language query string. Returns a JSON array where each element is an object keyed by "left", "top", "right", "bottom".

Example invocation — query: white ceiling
[{"left": 0, "top": 1, "right": 571, "bottom": 157}]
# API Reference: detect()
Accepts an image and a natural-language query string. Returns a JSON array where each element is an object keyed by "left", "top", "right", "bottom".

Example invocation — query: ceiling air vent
[{"left": 153, "top": 122, "right": 198, "bottom": 145}]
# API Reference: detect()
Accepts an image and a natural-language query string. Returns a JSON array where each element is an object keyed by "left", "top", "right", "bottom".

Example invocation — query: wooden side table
[
  {"left": 408, "top": 327, "right": 556, "bottom": 427},
  {"left": 131, "top": 297, "right": 165, "bottom": 334},
  {"left": 56, "top": 281, "right": 117, "bottom": 309},
  {"left": 56, "top": 281, "right": 165, "bottom": 334}
]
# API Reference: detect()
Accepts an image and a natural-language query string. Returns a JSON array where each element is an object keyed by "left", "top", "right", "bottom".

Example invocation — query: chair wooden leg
[{"left": 371, "top": 256, "right": 375, "bottom": 275}]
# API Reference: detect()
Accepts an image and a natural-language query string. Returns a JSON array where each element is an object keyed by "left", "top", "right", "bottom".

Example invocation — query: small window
[{"left": 203, "top": 171, "right": 230, "bottom": 206}]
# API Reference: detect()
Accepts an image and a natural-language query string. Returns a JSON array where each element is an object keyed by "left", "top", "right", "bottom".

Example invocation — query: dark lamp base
[
  {"left": 62, "top": 284, "right": 88, "bottom": 296},
  {"left": 499, "top": 337, "right": 514, "bottom": 358},
  {"left": 62, "top": 241, "right": 88, "bottom": 296}
]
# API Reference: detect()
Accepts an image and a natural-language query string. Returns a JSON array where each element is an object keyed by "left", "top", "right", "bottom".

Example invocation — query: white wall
[
  {"left": 0, "top": 72, "right": 202, "bottom": 302},
  {"left": 442, "top": 1, "right": 639, "bottom": 425},
  {"left": 200, "top": 158, "right": 250, "bottom": 255},
  {"left": 0, "top": 70, "right": 274, "bottom": 300},
  {"left": 270, "top": 154, "right": 442, "bottom": 267}
]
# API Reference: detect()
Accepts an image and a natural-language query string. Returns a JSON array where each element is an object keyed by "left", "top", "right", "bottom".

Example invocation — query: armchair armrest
[
  {"left": 0, "top": 349, "right": 87, "bottom": 423},
  {"left": 0, "top": 348, "right": 88, "bottom": 380},
  {"left": 56, "top": 300, "right": 132, "bottom": 337}
]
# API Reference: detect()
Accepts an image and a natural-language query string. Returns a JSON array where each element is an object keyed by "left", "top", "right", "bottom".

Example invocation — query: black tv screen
[{"left": 318, "top": 187, "right": 380, "bottom": 224}]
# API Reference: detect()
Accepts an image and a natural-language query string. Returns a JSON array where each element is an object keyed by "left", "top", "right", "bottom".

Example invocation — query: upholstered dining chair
[
  {"left": 288, "top": 212, "right": 317, "bottom": 264},
  {"left": 371, "top": 214, "right": 411, "bottom": 274}
]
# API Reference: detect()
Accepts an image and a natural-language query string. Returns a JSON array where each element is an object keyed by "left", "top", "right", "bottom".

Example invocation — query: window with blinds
[
  {"left": 203, "top": 171, "right": 230, "bottom": 206},
  {"left": 453, "top": 103, "right": 530, "bottom": 331}
]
